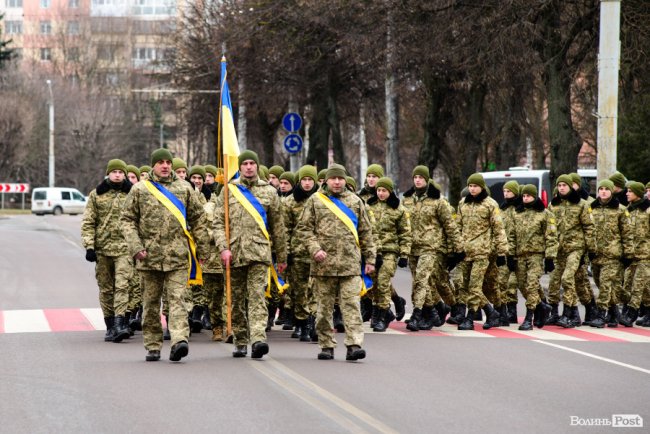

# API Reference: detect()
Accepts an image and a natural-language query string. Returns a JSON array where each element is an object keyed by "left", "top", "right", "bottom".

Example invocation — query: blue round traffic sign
[
  {"left": 284, "top": 134, "right": 303, "bottom": 154},
  {"left": 282, "top": 112, "right": 302, "bottom": 133}
]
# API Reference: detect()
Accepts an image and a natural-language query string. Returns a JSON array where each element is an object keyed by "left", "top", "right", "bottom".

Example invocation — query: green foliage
[{"left": 618, "top": 95, "right": 650, "bottom": 184}]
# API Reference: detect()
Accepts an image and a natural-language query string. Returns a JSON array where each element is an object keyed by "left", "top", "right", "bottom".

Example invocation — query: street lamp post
[{"left": 46, "top": 80, "right": 55, "bottom": 187}]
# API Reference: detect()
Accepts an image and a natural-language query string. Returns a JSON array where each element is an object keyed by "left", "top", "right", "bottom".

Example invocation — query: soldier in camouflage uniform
[
  {"left": 402, "top": 166, "right": 464, "bottom": 331},
  {"left": 268, "top": 165, "right": 284, "bottom": 190},
  {"left": 282, "top": 165, "right": 320, "bottom": 341},
  {"left": 619, "top": 182, "right": 650, "bottom": 327},
  {"left": 456, "top": 173, "right": 507, "bottom": 330},
  {"left": 609, "top": 171, "right": 629, "bottom": 206},
  {"left": 296, "top": 163, "right": 376, "bottom": 361},
  {"left": 508, "top": 184, "right": 558, "bottom": 330},
  {"left": 279, "top": 171, "right": 295, "bottom": 197},
  {"left": 214, "top": 150, "right": 288, "bottom": 359},
  {"left": 81, "top": 159, "right": 133, "bottom": 343},
  {"left": 139, "top": 165, "right": 151, "bottom": 181},
  {"left": 173, "top": 157, "right": 188, "bottom": 181},
  {"left": 357, "top": 164, "right": 384, "bottom": 202},
  {"left": 546, "top": 174, "right": 595, "bottom": 328},
  {"left": 499, "top": 180, "right": 523, "bottom": 323},
  {"left": 125, "top": 164, "right": 143, "bottom": 333},
  {"left": 121, "top": 148, "right": 210, "bottom": 362},
  {"left": 202, "top": 193, "right": 226, "bottom": 341},
  {"left": 588, "top": 180, "right": 633, "bottom": 328},
  {"left": 366, "top": 177, "right": 411, "bottom": 332},
  {"left": 317, "top": 169, "right": 327, "bottom": 186}
]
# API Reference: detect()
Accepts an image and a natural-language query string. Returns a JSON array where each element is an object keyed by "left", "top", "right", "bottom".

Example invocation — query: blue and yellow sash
[
  {"left": 144, "top": 180, "right": 202, "bottom": 285},
  {"left": 316, "top": 193, "right": 373, "bottom": 296},
  {"left": 228, "top": 184, "right": 289, "bottom": 296}
]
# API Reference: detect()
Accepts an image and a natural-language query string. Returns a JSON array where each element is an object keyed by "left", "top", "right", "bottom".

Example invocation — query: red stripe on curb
[
  {"left": 612, "top": 326, "right": 650, "bottom": 338},
  {"left": 474, "top": 327, "right": 534, "bottom": 339},
  {"left": 44, "top": 309, "right": 95, "bottom": 332},
  {"left": 543, "top": 325, "right": 626, "bottom": 342}
]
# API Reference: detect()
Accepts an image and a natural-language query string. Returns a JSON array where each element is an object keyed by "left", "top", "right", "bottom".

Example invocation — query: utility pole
[
  {"left": 596, "top": 0, "right": 621, "bottom": 181},
  {"left": 46, "top": 80, "right": 55, "bottom": 187}
]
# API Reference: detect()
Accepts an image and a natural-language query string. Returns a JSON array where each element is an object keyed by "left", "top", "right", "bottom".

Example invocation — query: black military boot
[
  {"left": 291, "top": 319, "right": 303, "bottom": 339},
  {"left": 124, "top": 311, "right": 134, "bottom": 336},
  {"left": 309, "top": 315, "right": 318, "bottom": 342},
  {"left": 190, "top": 305, "right": 203, "bottom": 333},
  {"left": 385, "top": 308, "right": 396, "bottom": 329},
  {"left": 498, "top": 304, "right": 510, "bottom": 326},
  {"left": 507, "top": 302, "right": 518, "bottom": 324},
  {"left": 201, "top": 305, "right": 212, "bottom": 330},
  {"left": 447, "top": 304, "right": 466, "bottom": 325},
  {"left": 556, "top": 304, "right": 574, "bottom": 328},
  {"left": 391, "top": 294, "right": 406, "bottom": 321},
  {"left": 169, "top": 341, "right": 189, "bottom": 362},
  {"left": 434, "top": 301, "right": 450, "bottom": 326},
  {"left": 370, "top": 304, "right": 379, "bottom": 328},
  {"left": 582, "top": 299, "right": 597, "bottom": 326},
  {"left": 113, "top": 315, "right": 131, "bottom": 343},
  {"left": 406, "top": 308, "right": 422, "bottom": 332},
  {"left": 570, "top": 305, "right": 582, "bottom": 327},
  {"left": 418, "top": 305, "right": 435, "bottom": 330},
  {"left": 346, "top": 345, "right": 366, "bottom": 361},
  {"left": 232, "top": 345, "right": 247, "bottom": 358},
  {"left": 251, "top": 341, "right": 269, "bottom": 359},
  {"left": 607, "top": 305, "right": 620, "bottom": 328},
  {"left": 266, "top": 302, "right": 276, "bottom": 332},
  {"left": 318, "top": 348, "right": 334, "bottom": 360},
  {"left": 333, "top": 305, "right": 345, "bottom": 333},
  {"left": 473, "top": 309, "right": 483, "bottom": 321},
  {"left": 518, "top": 309, "right": 534, "bottom": 331},
  {"left": 483, "top": 304, "right": 501, "bottom": 330},
  {"left": 104, "top": 317, "right": 115, "bottom": 342},
  {"left": 533, "top": 302, "right": 551, "bottom": 329},
  {"left": 300, "top": 318, "right": 312, "bottom": 341},
  {"left": 360, "top": 297, "right": 373, "bottom": 322},
  {"left": 635, "top": 305, "right": 648, "bottom": 326},
  {"left": 163, "top": 315, "right": 171, "bottom": 340},
  {"left": 458, "top": 310, "right": 475, "bottom": 330},
  {"left": 373, "top": 308, "right": 388, "bottom": 332},
  {"left": 546, "top": 303, "right": 560, "bottom": 325},
  {"left": 590, "top": 307, "right": 607, "bottom": 328},
  {"left": 283, "top": 310, "right": 295, "bottom": 331},
  {"left": 129, "top": 306, "right": 143, "bottom": 332},
  {"left": 619, "top": 307, "right": 638, "bottom": 327}
]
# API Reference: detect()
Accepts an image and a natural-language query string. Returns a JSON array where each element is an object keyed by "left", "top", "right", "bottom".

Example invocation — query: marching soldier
[
  {"left": 139, "top": 165, "right": 151, "bottom": 181},
  {"left": 279, "top": 172, "right": 295, "bottom": 197},
  {"left": 499, "top": 180, "right": 522, "bottom": 324},
  {"left": 358, "top": 164, "right": 384, "bottom": 202},
  {"left": 125, "top": 164, "right": 143, "bottom": 332},
  {"left": 81, "top": 159, "right": 133, "bottom": 343},
  {"left": 609, "top": 171, "right": 629, "bottom": 206},
  {"left": 121, "top": 148, "right": 210, "bottom": 362},
  {"left": 173, "top": 157, "right": 188, "bottom": 181},
  {"left": 268, "top": 165, "right": 284, "bottom": 190},
  {"left": 296, "top": 163, "right": 376, "bottom": 361}
]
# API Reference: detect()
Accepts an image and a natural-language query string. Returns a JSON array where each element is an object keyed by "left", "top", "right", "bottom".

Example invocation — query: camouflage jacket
[
  {"left": 457, "top": 190, "right": 508, "bottom": 259},
  {"left": 213, "top": 176, "right": 287, "bottom": 267},
  {"left": 357, "top": 185, "right": 376, "bottom": 203},
  {"left": 548, "top": 189, "right": 595, "bottom": 255},
  {"left": 589, "top": 198, "right": 633, "bottom": 262},
  {"left": 500, "top": 197, "right": 522, "bottom": 240},
  {"left": 627, "top": 198, "right": 650, "bottom": 261},
  {"left": 402, "top": 183, "right": 463, "bottom": 256},
  {"left": 120, "top": 172, "right": 210, "bottom": 271},
  {"left": 367, "top": 192, "right": 412, "bottom": 257},
  {"left": 81, "top": 179, "right": 132, "bottom": 256},
  {"left": 282, "top": 185, "right": 319, "bottom": 263},
  {"left": 201, "top": 195, "right": 222, "bottom": 274},
  {"left": 508, "top": 198, "right": 558, "bottom": 258},
  {"left": 296, "top": 187, "right": 376, "bottom": 276}
]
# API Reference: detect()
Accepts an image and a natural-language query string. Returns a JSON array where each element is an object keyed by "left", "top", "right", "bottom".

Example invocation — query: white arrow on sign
[{"left": 0, "top": 183, "right": 30, "bottom": 193}]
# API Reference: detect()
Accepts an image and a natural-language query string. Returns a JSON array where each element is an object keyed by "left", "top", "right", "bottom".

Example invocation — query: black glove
[
  {"left": 622, "top": 257, "right": 633, "bottom": 269},
  {"left": 496, "top": 255, "right": 506, "bottom": 267},
  {"left": 397, "top": 257, "right": 408, "bottom": 268},
  {"left": 456, "top": 252, "right": 466, "bottom": 263},
  {"left": 287, "top": 254, "right": 294, "bottom": 266},
  {"left": 544, "top": 258, "right": 555, "bottom": 273},
  {"left": 588, "top": 252, "right": 596, "bottom": 263},
  {"left": 374, "top": 254, "right": 383, "bottom": 271},
  {"left": 447, "top": 255, "right": 458, "bottom": 271},
  {"left": 85, "top": 249, "right": 97, "bottom": 262},
  {"left": 506, "top": 256, "right": 517, "bottom": 272},
  {"left": 579, "top": 255, "right": 585, "bottom": 266}
]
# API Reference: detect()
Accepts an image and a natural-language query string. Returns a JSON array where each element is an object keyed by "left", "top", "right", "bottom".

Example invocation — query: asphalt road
[{"left": 1, "top": 214, "right": 648, "bottom": 433}]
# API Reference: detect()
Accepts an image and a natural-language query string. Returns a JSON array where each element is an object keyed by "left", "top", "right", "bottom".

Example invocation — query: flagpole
[{"left": 219, "top": 56, "right": 233, "bottom": 338}]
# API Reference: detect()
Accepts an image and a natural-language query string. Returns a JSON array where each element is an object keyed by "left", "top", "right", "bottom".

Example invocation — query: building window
[
  {"left": 5, "top": 21, "right": 22, "bottom": 35},
  {"left": 40, "top": 21, "right": 52, "bottom": 35},
  {"left": 6, "top": 0, "right": 23, "bottom": 7},
  {"left": 97, "top": 45, "right": 117, "bottom": 61},
  {"left": 40, "top": 48, "right": 52, "bottom": 61},
  {"left": 68, "top": 21, "right": 80, "bottom": 35},
  {"left": 67, "top": 47, "right": 79, "bottom": 61},
  {"left": 40, "top": 0, "right": 50, "bottom": 8},
  {"left": 69, "top": 0, "right": 79, "bottom": 7},
  {"left": 133, "top": 0, "right": 176, "bottom": 16}
]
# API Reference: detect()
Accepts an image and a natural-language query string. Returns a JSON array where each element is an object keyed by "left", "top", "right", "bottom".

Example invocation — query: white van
[
  {"left": 31, "top": 187, "right": 87, "bottom": 215},
  {"left": 480, "top": 168, "right": 597, "bottom": 207}
]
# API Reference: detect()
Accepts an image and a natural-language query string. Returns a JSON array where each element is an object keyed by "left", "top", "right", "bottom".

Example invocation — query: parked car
[{"left": 31, "top": 187, "right": 87, "bottom": 216}]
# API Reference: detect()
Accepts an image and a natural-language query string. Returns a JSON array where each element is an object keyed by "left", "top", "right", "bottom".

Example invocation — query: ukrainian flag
[{"left": 220, "top": 56, "right": 240, "bottom": 181}]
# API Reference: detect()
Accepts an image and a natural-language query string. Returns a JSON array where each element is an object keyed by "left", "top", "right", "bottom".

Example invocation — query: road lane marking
[
  {"left": 251, "top": 358, "right": 400, "bottom": 434},
  {"left": 3, "top": 309, "right": 50, "bottom": 333},
  {"left": 532, "top": 339, "right": 650, "bottom": 376},
  {"left": 44, "top": 309, "right": 95, "bottom": 332},
  {"left": 81, "top": 308, "right": 106, "bottom": 330}
]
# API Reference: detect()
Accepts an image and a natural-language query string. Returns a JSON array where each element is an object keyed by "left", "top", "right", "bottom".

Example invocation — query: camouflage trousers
[
  {"left": 289, "top": 261, "right": 314, "bottom": 321},
  {"left": 191, "top": 284, "right": 208, "bottom": 307},
  {"left": 372, "top": 253, "right": 397, "bottom": 309},
  {"left": 204, "top": 272, "right": 224, "bottom": 327},
  {"left": 498, "top": 266, "right": 520, "bottom": 304},
  {"left": 95, "top": 254, "right": 132, "bottom": 318},
  {"left": 140, "top": 269, "right": 189, "bottom": 351},
  {"left": 592, "top": 259, "right": 623, "bottom": 310},
  {"left": 620, "top": 266, "right": 634, "bottom": 305},
  {"left": 162, "top": 282, "right": 193, "bottom": 316},
  {"left": 576, "top": 263, "right": 595, "bottom": 304},
  {"left": 627, "top": 261, "right": 650, "bottom": 310},
  {"left": 515, "top": 254, "right": 544, "bottom": 310},
  {"left": 127, "top": 266, "right": 142, "bottom": 312},
  {"left": 409, "top": 253, "right": 449, "bottom": 310},
  {"left": 460, "top": 258, "right": 501, "bottom": 313},
  {"left": 450, "top": 265, "right": 465, "bottom": 304},
  {"left": 547, "top": 250, "right": 589, "bottom": 307},
  {"left": 427, "top": 263, "right": 456, "bottom": 307},
  {"left": 314, "top": 275, "right": 364, "bottom": 349},
  {"left": 231, "top": 263, "right": 268, "bottom": 346}
]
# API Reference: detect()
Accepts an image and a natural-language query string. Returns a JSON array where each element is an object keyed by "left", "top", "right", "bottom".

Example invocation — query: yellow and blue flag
[{"left": 220, "top": 56, "right": 240, "bottom": 181}]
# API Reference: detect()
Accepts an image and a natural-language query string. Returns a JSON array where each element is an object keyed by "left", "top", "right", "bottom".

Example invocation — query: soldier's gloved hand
[
  {"left": 622, "top": 257, "right": 633, "bottom": 269},
  {"left": 455, "top": 252, "right": 466, "bottom": 263},
  {"left": 374, "top": 254, "right": 383, "bottom": 271},
  {"left": 506, "top": 256, "right": 517, "bottom": 272},
  {"left": 287, "top": 254, "right": 294, "bottom": 266},
  {"left": 397, "top": 257, "right": 408, "bottom": 268},
  {"left": 446, "top": 255, "right": 457, "bottom": 271},
  {"left": 588, "top": 252, "right": 596, "bottom": 263},
  {"left": 544, "top": 258, "right": 555, "bottom": 273},
  {"left": 496, "top": 255, "right": 506, "bottom": 267},
  {"left": 85, "top": 249, "right": 97, "bottom": 263}
]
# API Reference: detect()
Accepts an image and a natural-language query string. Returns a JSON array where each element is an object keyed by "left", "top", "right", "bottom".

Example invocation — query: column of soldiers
[{"left": 81, "top": 149, "right": 650, "bottom": 363}]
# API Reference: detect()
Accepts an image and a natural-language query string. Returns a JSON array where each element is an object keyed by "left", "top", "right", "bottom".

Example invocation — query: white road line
[
  {"left": 3, "top": 309, "right": 51, "bottom": 333},
  {"left": 532, "top": 339, "right": 650, "bottom": 376},
  {"left": 80, "top": 308, "right": 105, "bottom": 330},
  {"left": 509, "top": 327, "right": 584, "bottom": 341}
]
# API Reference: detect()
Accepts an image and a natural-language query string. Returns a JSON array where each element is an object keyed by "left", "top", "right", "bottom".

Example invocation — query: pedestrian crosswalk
[{"left": 2, "top": 308, "right": 650, "bottom": 343}]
